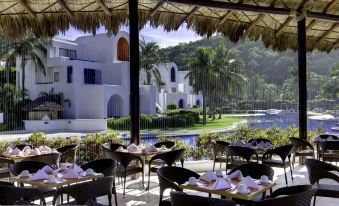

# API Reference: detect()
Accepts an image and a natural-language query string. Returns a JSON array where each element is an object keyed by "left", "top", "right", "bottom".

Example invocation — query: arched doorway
[
  {"left": 107, "top": 95, "right": 124, "bottom": 118},
  {"left": 117, "top": 38, "right": 129, "bottom": 61},
  {"left": 196, "top": 99, "right": 200, "bottom": 106},
  {"left": 170, "top": 67, "right": 176, "bottom": 82},
  {"left": 179, "top": 99, "right": 184, "bottom": 109}
]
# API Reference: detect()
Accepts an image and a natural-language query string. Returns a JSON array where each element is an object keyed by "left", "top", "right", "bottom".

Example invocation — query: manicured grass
[{"left": 170, "top": 116, "right": 244, "bottom": 131}]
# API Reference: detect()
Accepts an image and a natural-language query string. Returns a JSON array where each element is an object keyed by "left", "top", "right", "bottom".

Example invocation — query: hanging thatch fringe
[{"left": 0, "top": 0, "right": 338, "bottom": 52}]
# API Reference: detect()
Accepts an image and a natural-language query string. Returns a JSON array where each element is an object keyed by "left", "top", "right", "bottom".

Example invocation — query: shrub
[
  {"left": 28, "top": 131, "right": 48, "bottom": 147},
  {"left": 47, "top": 136, "right": 79, "bottom": 148},
  {"left": 158, "top": 135, "right": 190, "bottom": 158},
  {"left": 167, "top": 104, "right": 177, "bottom": 110},
  {"left": 192, "top": 105, "right": 199, "bottom": 108},
  {"left": 0, "top": 124, "right": 7, "bottom": 132}
]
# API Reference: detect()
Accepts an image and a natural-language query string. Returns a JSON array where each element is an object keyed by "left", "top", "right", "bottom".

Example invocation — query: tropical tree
[
  {"left": 0, "top": 34, "right": 48, "bottom": 99},
  {"left": 39, "top": 88, "right": 71, "bottom": 107},
  {"left": 186, "top": 47, "right": 215, "bottom": 125},
  {"left": 139, "top": 37, "right": 162, "bottom": 85}
]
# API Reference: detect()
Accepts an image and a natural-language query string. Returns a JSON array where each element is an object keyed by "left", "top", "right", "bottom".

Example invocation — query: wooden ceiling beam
[
  {"left": 17, "top": 0, "right": 36, "bottom": 18},
  {"left": 319, "top": 23, "right": 339, "bottom": 42},
  {"left": 149, "top": 2, "right": 164, "bottom": 17},
  {"left": 307, "top": 0, "right": 337, "bottom": 32},
  {"left": 333, "top": 40, "right": 339, "bottom": 48},
  {"left": 219, "top": 10, "right": 232, "bottom": 25},
  {"left": 96, "top": 0, "right": 112, "bottom": 16},
  {"left": 56, "top": 0, "right": 73, "bottom": 17},
  {"left": 275, "top": 16, "right": 293, "bottom": 36},
  {"left": 184, "top": 6, "right": 200, "bottom": 21}
]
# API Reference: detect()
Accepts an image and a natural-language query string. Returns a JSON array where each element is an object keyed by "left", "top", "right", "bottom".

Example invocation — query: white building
[{"left": 17, "top": 32, "right": 201, "bottom": 132}]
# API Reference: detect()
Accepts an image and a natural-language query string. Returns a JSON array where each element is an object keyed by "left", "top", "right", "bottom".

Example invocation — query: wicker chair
[
  {"left": 52, "top": 176, "right": 114, "bottom": 206},
  {"left": 211, "top": 140, "right": 228, "bottom": 171},
  {"left": 262, "top": 144, "right": 294, "bottom": 185},
  {"left": 110, "top": 143, "right": 127, "bottom": 151},
  {"left": 289, "top": 137, "right": 315, "bottom": 168},
  {"left": 315, "top": 135, "right": 339, "bottom": 159},
  {"left": 9, "top": 161, "right": 49, "bottom": 176},
  {"left": 148, "top": 149, "right": 185, "bottom": 189},
  {"left": 320, "top": 141, "right": 339, "bottom": 162},
  {"left": 0, "top": 156, "right": 13, "bottom": 179},
  {"left": 304, "top": 159, "right": 339, "bottom": 206},
  {"left": 0, "top": 184, "right": 46, "bottom": 205},
  {"left": 225, "top": 146, "right": 259, "bottom": 173},
  {"left": 227, "top": 164, "right": 274, "bottom": 205},
  {"left": 56, "top": 144, "right": 78, "bottom": 164},
  {"left": 170, "top": 191, "right": 236, "bottom": 206},
  {"left": 23, "top": 153, "right": 60, "bottom": 169},
  {"left": 157, "top": 166, "right": 200, "bottom": 206},
  {"left": 103, "top": 147, "right": 144, "bottom": 196},
  {"left": 81, "top": 158, "right": 118, "bottom": 206},
  {"left": 253, "top": 185, "right": 316, "bottom": 206},
  {"left": 154, "top": 141, "right": 176, "bottom": 150},
  {"left": 248, "top": 139, "right": 272, "bottom": 145}
]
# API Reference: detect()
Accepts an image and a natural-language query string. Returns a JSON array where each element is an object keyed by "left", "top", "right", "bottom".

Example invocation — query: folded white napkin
[
  {"left": 24, "top": 148, "right": 32, "bottom": 155},
  {"left": 6, "top": 147, "right": 13, "bottom": 154},
  {"left": 146, "top": 144, "right": 158, "bottom": 153},
  {"left": 19, "top": 170, "right": 30, "bottom": 178},
  {"left": 31, "top": 148, "right": 41, "bottom": 155},
  {"left": 251, "top": 140, "right": 257, "bottom": 146},
  {"left": 23, "top": 146, "right": 31, "bottom": 152},
  {"left": 40, "top": 146, "right": 52, "bottom": 153},
  {"left": 244, "top": 142, "right": 252, "bottom": 148},
  {"left": 41, "top": 165, "right": 54, "bottom": 174},
  {"left": 199, "top": 171, "right": 218, "bottom": 183},
  {"left": 327, "top": 136, "right": 334, "bottom": 141},
  {"left": 31, "top": 169, "right": 49, "bottom": 181},
  {"left": 127, "top": 143, "right": 140, "bottom": 152},
  {"left": 71, "top": 164, "right": 83, "bottom": 173},
  {"left": 235, "top": 140, "right": 245, "bottom": 146},
  {"left": 214, "top": 178, "right": 231, "bottom": 190},
  {"left": 17, "top": 151, "right": 24, "bottom": 156},
  {"left": 62, "top": 169, "right": 79, "bottom": 179},
  {"left": 240, "top": 176, "right": 260, "bottom": 189},
  {"left": 257, "top": 141, "right": 267, "bottom": 149},
  {"left": 11, "top": 148, "right": 21, "bottom": 155},
  {"left": 138, "top": 144, "right": 145, "bottom": 150},
  {"left": 314, "top": 136, "right": 324, "bottom": 142},
  {"left": 51, "top": 149, "right": 59, "bottom": 153},
  {"left": 227, "top": 170, "right": 243, "bottom": 180},
  {"left": 46, "top": 176, "right": 58, "bottom": 183}
]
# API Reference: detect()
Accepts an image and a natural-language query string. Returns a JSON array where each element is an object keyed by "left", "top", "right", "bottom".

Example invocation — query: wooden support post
[
  {"left": 129, "top": 0, "right": 140, "bottom": 145},
  {"left": 297, "top": 17, "right": 307, "bottom": 140}
]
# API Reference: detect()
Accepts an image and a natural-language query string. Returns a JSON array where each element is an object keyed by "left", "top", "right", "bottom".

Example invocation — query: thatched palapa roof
[
  {"left": 0, "top": 0, "right": 338, "bottom": 52},
  {"left": 22, "top": 96, "right": 63, "bottom": 112}
]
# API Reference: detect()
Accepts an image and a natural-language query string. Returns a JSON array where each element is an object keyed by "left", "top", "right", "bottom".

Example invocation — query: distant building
[{"left": 17, "top": 31, "right": 201, "bottom": 131}]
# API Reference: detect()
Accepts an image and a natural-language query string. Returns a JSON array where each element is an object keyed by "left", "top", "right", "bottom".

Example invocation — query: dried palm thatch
[{"left": 0, "top": 0, "right": 338, "bottom": 52}]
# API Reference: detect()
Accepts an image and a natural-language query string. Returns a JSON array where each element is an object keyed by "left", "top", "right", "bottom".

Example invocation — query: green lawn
[{"left": 170, "top": 116, "right": 244, "bottom": 131}]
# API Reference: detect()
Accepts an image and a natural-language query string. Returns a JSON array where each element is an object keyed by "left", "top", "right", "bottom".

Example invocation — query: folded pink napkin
[
  {"left": 31, "top": 169, "right": 49, "bottom": 181},
  {"left": 214, "top": 178, "right": 231, "bottom": 190},
  {"left": 199, "top": 171, "right": 217, "bottom": 183},
  {"left": 40, "top": 146, "right": 52, "bottom": 153},
  {"left": 62, "top": 169, "right": 79, "bottom": 179},
  {"left": 127, "top": 143, "right": 140, "bottom": 152},
  {"left": 71, "top": 164, "right": 83, "bottom": 173},
  {"left": 314, "top": 136, "right": 324, "bottom": 142},
  {"left": 41, "top": 165, "right": 54, "bottom": 174},
  {"left": 146, "top": 144, "right": 158, "bottom": 153},
  {"left": 11, "top": 148, "right": 21, "bottom": 155},
  {"left": 265, "top": 142, "right": 272, "bottom": 147},
  {"left": 244, "top": 142, "right": 252, "bottom": 148},
  {"left": 235, "top": 140, "right": 245, "bottom": 146},
  {"left": 227, "top": 170, "right": 243, "bottom": 180},
  {"left": 240, "top": 176, "right": 260, "bottom": 189},
  {"left": 257, "top": 141, "right": 267, "bottom": 149},
  {"left": 31, "top": 148, "right": 41, "bottom": 155}
]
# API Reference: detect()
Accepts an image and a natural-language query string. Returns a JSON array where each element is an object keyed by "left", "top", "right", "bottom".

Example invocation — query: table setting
[
  {"left": 116, "top": 143, "right": 171, "bottom": 155},
  {"left": 4, "top": 145, "right": 58, "bottom": 160},
  {"left": 230, "top": 140, "right": 272, "bottom": 150}
]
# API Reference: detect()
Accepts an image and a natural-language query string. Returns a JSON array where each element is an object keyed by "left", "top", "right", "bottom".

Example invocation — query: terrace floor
[{"left": 92, "top": 160, "right": 339, "bottom": 206}]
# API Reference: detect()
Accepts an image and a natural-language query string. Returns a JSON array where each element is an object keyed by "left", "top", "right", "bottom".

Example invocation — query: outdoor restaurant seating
[
  {"left": 262, "top": 144, "right": 294, "bottom": 185},
  {"left": 103, "top": 148, "right": 144, "bottom": 196},
  {"left": 15, "top": 144, "right": 33, "bottom": 151},
  {"left": 0, "top": 156, "right": 13, "bottom": 179},
  {"left": 170, "top": 191, "right": 236, "bottom": 206},
  {"left": 154, "top": 141, "right": 176, "bottom": 150},
  {"left": 23, "top": 153, "right": 61, "bottom": 169},
  {"left": 320, "top": 141, "right": 339, "bottom": 162},
  {"left": 304, "top": 159, "right": 339, "bottom": 206},
  {"left": 52, "top": 176, "right": 114, "bottom": 206},
  {"left": 9, "top": 161, "right": 50, "bottom": 176},
  {"left": 56, "top": 144, "right": 78, "bottom": 163},
  {"left": 211, "top": 140, "right": 228, "bottom": 171},
  {"left": 109, "top": 143, "right": 127, "bottom": 151},
  {"left": 148, "top": 148, "right": 185, "bottom": 189},
  {"left": 225, "top": 145, "right": 259, "bottom": 172},
  {"left": 253, "top": 185, "right": 316, "bottom": 206},
  {"left": 0, "top": 183, "right": 46, "bottom": 205},
  {"left": 289, "top": 137, "right": 315, "bottom": 168},
  {"left": 157, "top": 166, "right": 200, "bottom": 206},
  {"left": 248, "top": 139, "right": 272, "bottom": 145}
]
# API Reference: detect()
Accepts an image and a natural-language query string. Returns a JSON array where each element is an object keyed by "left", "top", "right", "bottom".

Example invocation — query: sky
[{"left": 56, "top": 24, "right": 202, "bottom": 48}]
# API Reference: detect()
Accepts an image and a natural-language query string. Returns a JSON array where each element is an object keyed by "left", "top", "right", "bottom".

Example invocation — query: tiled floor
[{"left": 92, "top": 161, "right": 339, "bottom": 206}]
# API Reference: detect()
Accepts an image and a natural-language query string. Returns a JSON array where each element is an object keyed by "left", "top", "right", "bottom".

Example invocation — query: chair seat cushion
[{"left": 315, "top": 184, "right": 339, "bottom": 198}]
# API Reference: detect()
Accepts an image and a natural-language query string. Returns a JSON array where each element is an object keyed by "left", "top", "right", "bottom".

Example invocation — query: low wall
[{"left": 23, "top": 119, "right": 107, "bottom": 132}]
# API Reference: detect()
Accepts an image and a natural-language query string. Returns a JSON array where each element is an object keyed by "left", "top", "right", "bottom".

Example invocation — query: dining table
[{"left": 180, "top": 178, "right": 276, "bottom": 201}]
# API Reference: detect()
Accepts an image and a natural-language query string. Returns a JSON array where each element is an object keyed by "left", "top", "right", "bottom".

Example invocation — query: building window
[
  {"left": 171, "top": 87, "right": 176, "bottom": 93},
  {"left": 54, "top": 72, "right": 60, "bottom": 82},
  {"left": 117, "top": 38, "right": 129, "bottom": 61},
  {"left": 170, "top": 67, "right": 176, "bottom": 82},
  {"left": 59, "top": 48, "right": 77, "bottom": 59},
  {"left": 84, "top": 68, "right": 102, "bottom": 84},
  {"left": 67, "top": 66, "right": 73, "bottom": 83}
]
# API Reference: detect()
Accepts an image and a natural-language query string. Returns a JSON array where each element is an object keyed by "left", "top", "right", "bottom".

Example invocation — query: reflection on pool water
[{"left": 123, "top": 113, "right": 338, "bottom": 146}]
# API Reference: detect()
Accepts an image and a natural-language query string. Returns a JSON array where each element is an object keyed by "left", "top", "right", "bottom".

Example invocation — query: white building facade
[{"left": 17, "top": 32, "right": 201, "bottom": 131}]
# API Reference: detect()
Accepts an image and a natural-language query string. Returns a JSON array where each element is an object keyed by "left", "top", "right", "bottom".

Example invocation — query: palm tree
[
  {"left": 139, "top": 37, "right": 162, "bottom": 85},
  {"left": 39, "top": 88, "right": 71, "bottom": 107},
  {"left": 186, "top": 47, "right": 215, "bottom": 125},
  {"left": 0, "top": 34, "right": 48, "bottom": 99},
  {"left": 213, "top": 46, "right": 247, "bottom": 119}
]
